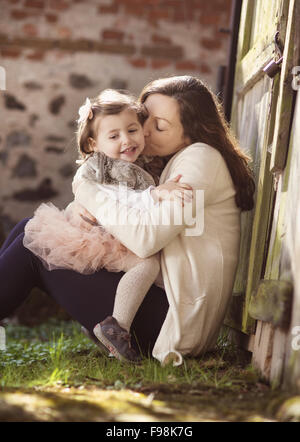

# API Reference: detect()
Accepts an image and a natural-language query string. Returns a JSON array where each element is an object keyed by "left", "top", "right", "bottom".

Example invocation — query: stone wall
[{"left": 0, "top": 0, "right": 232, "bottom": 233}]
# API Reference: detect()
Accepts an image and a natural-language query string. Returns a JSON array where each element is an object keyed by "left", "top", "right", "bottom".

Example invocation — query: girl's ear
[{"left": 87, "top": 137, "right": 96, "bottom": 152}]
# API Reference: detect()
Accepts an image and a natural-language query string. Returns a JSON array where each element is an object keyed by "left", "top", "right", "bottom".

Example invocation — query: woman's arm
[
  {"left": 74, "top": 179, "right": 186, "bottom": 258},
  {"left": 74, "top": 145, "right": 222, "bottom": 258}
]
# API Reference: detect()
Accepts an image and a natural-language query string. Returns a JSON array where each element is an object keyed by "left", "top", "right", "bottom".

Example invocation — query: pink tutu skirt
[{"left": 23, "top": 201, "right": 139, "bottom": 274}]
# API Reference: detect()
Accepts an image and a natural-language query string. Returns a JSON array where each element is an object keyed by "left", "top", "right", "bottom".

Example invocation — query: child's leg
[{"left": 112, "top": 254, "right": 160, "bottom": 332}]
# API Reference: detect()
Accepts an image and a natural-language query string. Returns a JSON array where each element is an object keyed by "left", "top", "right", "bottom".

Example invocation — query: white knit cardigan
[{"left": 74, "top": 143, "right": 241, "bottom": 365}]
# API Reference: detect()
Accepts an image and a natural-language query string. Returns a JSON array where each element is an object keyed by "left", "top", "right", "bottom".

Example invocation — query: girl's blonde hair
[{"left": 76, "top": 89, "right": 145, "bottom": 161}]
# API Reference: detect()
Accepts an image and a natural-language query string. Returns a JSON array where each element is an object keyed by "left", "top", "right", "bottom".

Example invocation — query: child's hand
[{"left": 150, "top": 175, "right": 193, "bottom": 206}]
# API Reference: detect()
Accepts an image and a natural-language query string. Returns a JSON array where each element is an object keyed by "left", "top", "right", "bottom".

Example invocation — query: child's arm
[{"left": 72, "top": 166, "right": 99, "bottom": 225}]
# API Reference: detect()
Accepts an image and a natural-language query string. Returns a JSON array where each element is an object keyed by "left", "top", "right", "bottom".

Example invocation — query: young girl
[{"left": 23, "top": 89, "right": 187, "bottom": 363}]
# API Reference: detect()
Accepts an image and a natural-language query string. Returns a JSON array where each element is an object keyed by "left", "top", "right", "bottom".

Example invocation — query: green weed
[{"left": 0, "top": 319, "right": 255, "bottom": 392}]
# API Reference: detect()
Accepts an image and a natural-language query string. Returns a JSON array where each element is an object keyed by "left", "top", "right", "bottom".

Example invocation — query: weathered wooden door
[{"left": 224, "top": 0, "right": 296, "bottom": 341}]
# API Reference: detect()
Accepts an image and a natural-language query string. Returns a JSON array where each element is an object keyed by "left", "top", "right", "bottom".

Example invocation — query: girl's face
[
  {"left": 92, "top": 108, "right": 145, "bottom": 162},
  {"left": 142, "top": 93, "right": 191, "bottom": 156}
]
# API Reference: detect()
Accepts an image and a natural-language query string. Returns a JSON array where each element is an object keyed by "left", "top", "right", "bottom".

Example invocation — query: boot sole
[{"left": 81, "top": 326, "right": 112, "bottom": 356}]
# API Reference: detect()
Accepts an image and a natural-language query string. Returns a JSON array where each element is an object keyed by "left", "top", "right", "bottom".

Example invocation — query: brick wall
[{"left": 0, "top": 0, "right": 232, "bottom": 232}]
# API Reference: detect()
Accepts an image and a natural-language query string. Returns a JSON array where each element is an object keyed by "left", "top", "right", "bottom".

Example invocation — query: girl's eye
[
  {"left": 129, "top": 128, "right": 138, "bottom": 133},
  {"left": 109, "top": 134, "right": 118, "bottom": 139}
]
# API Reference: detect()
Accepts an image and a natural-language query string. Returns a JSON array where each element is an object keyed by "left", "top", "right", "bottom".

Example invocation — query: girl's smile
[{"left": 120, "top": 145, "right": 138, "bottom": 154}]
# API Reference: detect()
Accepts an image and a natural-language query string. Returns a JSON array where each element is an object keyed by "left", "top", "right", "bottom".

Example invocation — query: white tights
[{"left": 112, "top": 254, "right": 160, "bottom": 332}]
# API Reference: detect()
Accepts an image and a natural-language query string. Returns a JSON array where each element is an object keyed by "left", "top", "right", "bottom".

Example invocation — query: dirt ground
[{"left": 1, "top": 383, "right": 300, "bottom": 422}]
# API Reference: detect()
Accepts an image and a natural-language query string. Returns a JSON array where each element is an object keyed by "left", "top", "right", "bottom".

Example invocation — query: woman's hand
[
  {"left": 150, "top": 175, "right": 193, "bottom": 206},
  {"left": 79, "top": 206, "right": 99, "bottom": 226}
]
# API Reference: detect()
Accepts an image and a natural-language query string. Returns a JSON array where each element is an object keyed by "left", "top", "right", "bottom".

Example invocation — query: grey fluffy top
[{"left": 80, "top": 152, "right": 156, "bottom": 190}]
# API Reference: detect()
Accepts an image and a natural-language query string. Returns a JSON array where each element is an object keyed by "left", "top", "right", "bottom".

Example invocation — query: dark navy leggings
[{"left": 0, "top": 218, "right": 168, "bottom": 354}]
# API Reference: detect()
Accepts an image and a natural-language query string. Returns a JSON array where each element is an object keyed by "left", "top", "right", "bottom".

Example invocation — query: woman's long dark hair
[{"left": 139, "top": 76, "right": 255, "bottom": 211}]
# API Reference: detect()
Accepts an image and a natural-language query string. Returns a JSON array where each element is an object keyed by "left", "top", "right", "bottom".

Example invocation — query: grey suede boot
[{"left": 93, "top": 316, "right": 141, "bottom": 363}]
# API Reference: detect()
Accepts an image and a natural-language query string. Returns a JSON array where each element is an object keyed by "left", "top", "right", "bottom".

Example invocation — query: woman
[{"left": 0, "top": 76, "right": 255, "bottom": 365}]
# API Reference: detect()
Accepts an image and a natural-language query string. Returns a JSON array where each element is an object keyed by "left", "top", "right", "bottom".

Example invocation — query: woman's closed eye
[
  {"left": 156, "top": 123, "right": 164, "bottom": 132},
  {"left": 155, "top": 119, "right": 168, "bottom": 132}
]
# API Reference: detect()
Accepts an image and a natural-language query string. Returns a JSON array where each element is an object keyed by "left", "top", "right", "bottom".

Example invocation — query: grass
[{"left": 0, "top": 319, "right": 254, "bottom": 391}]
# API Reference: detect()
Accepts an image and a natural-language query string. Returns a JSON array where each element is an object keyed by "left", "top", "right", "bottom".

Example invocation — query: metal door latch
[{"left": 263, "top": 31, "right": 284, "bottom": 78}]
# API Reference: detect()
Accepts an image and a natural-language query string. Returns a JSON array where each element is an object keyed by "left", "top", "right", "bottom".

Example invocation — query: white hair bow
[{"left": 77, "top": 97, "right": 93, "bottom": 124}]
